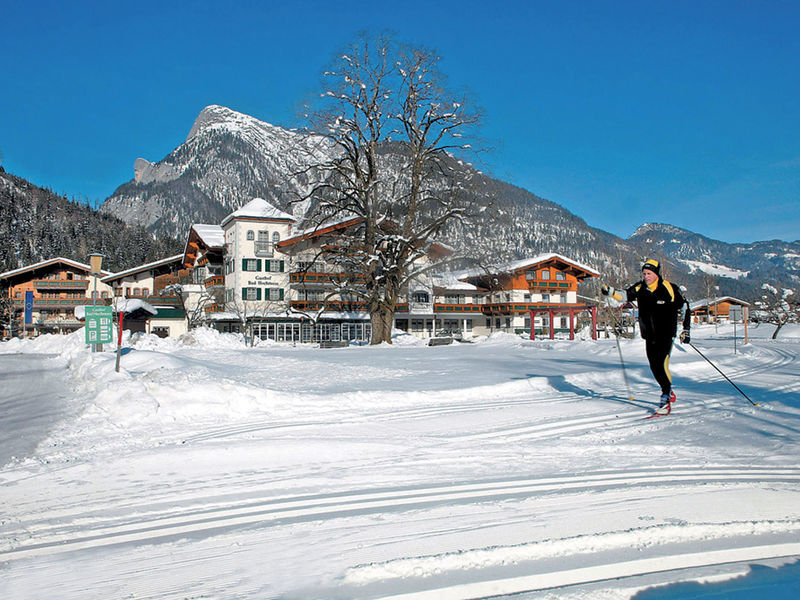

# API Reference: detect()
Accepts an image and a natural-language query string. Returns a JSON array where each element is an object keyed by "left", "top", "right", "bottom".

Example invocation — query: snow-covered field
[{"left": 2, "top": 323, "right": 800, "bottom": 599}]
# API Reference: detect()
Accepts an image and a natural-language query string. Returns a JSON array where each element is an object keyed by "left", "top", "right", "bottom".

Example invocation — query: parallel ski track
[
  {"left": 179, "top": 344, "right": 797, "bottom": 446},
  {"left": 4, "top": 466, "right": 800, "bottom": 562}
]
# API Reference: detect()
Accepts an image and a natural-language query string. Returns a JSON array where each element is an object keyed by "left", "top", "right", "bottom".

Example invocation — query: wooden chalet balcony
[
  {"left": 289, "top": 271, "right": 366, "bottom": 285},
  {"left": 204, "top": 275, "right": 225, "bottom": 288},
  {"left": 33, "top": 279, "right": 90, "bottom": 290},
  {"left": 13, "top": 297, "right": 110, "bottom": 308},
  {"left": 204, "top": 303, "right": 226, "bottom": 313},
  {"left": 527, "top": 280, "right": 573, "bottom": 290},
  {"left": 289, "top": 300, "right": 368, "bottom": 312}
]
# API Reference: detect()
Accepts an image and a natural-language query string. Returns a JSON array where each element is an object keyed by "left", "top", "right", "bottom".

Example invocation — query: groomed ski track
[{"left": 2, "top": 335, "right": 799, "bottom": 599}]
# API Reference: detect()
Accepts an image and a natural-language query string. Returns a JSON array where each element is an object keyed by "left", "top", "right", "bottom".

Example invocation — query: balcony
[
  {"left": 204, "top": 275, "right": 225, "bottom": 289},
  {"left": 13, "top": 297, "right": 111, "bottom": 308},
  {"left": 289, "top": 300, "right": 368, "bottom": 312},
  {"left": 289, "top": 272, "right": 366, "bottom": 285},
  {"left": 33, "top": 279, "right": 90, "bottom": 290},
  {"left": 254, "top": 241, "right": 274, "bottom": 257}
]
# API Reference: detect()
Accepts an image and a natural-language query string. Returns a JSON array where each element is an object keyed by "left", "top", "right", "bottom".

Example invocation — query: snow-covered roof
[
  {"left": 431, "top": 274, "right": 479, "bottom": 292},
  {"left": 690, "top": 296, "right": 751, "bottom": 309},
  {"left": 191, "top": 224, "right": 225, "bottom": 249},
  {"left": 221, "top": 198, "right": 294, "bottom": 227},
  {"left": 458, "top": 253, "right": 600, "bottom": 280},
  {"left": 112, "top": 298, "right": 158, "bottom": 315},
  {"left": 277, "top": 215, "right": 364, "bottom": 247},
  {"left": 101, "top": 254, "right": 184, "bottom": 283},
  {"left": 74, "top": 299, "right": 158, "bottom": 321},
  {"left": 0, "top": 257, "right": 112, "bottom": 280}
]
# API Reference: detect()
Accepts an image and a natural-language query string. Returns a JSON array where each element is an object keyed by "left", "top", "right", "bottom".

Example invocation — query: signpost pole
[{"left": 115, "top": 310, "right": 124, "bottom": 372}]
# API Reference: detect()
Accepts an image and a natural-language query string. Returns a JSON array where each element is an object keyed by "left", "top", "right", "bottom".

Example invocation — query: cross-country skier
[{"left": 602, "top": 259, "right": 692, "bottom": 413}]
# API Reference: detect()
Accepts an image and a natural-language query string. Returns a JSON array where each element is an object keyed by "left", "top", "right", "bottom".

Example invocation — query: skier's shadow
[{"left": 518, "top": 373, "right": 657, "bottom": 410}]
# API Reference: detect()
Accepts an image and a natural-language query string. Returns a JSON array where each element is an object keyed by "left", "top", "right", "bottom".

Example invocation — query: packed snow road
[{"left": 1, "top": 325, "right": 799, "bottom": 599}]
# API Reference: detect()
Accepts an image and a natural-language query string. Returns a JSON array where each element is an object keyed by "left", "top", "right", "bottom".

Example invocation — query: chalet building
[
  {"left": 100, "top": 254, "right": 189, "bottom": 338},
  {"left": 0, "top": 257, "right": 113, "bottom": 338},
  {"left": 690, "top": 296, "right": 751, "bottom": 323},
  {"left": 175, "top": 199, "right": 601, "bottom": 342},
  {"left": 456, "top": 255, "right": 600, "bottom": 338}
]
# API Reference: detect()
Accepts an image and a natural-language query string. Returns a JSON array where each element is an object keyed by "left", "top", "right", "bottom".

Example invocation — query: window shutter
[
  {"left": 241, "top": 259, "right": 247, "bottom": 271},
  {"left": 257, "top": 259, "right": 262, "bottom": 271},
  {"left": 241, "top": 288, "right": 247, "bottom": 300},
  {"left": 280, "top": 260, "right": 285, "bottom": 272},
  {"left": 279, "top": 288, "right": 284, "bottom": 300},
  {"left": 257, "top": 288, "right": 262, "bottom": 301}
]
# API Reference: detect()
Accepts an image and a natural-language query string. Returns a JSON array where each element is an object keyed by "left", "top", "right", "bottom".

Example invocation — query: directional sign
[{"left": 85, "top": 306, "right": 113, "bottom": 344}]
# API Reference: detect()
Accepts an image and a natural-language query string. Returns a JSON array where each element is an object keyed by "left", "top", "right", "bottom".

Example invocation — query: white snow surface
[
  {"left": 678, "top": 259, "right": 750, "bottom": 279},
  {"left": 2, "top": 324, "right": 800, "bottom": 599}
]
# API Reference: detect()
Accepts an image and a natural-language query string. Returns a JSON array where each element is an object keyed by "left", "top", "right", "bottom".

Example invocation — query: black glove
[
  {"left": 601, "top": 284, "right": 614, "bottom": 297},
  {"left": 679, "top": 329, "right": 690, "bottom": 344}
]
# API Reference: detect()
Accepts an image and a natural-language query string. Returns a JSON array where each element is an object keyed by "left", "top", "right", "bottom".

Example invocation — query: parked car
[{"left": 435, "top": 328, "right": 463, "bottom": 341}]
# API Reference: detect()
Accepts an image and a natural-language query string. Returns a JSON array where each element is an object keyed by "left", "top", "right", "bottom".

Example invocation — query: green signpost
[{"left": 85, "top": 306, "right": 113, "bottom": 345}]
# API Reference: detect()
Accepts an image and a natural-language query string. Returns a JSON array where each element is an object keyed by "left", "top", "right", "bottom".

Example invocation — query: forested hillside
[{"left": 0, "top": 168, "right": 182, "bottom": 273}]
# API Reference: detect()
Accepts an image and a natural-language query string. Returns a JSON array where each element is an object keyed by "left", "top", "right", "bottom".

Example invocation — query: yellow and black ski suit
[{"left": 621, "top": 279, "right": 691, "bottom": 395}]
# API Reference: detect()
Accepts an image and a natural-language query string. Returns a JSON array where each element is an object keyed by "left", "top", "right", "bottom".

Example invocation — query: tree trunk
[
  {"left": 772, "top": 322, "right": 784, "bottom": 339},
  {"left": 370, "top": 309, "right": 394, "bottom": 345}
]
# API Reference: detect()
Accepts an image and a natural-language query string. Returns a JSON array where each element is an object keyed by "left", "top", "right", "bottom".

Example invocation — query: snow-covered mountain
[
  {"left": 98, "top": 105, "right": 798, "bottom": 298},
  {"left": 99, "top": 105, "right": 643, "bottom": 282},
  {"left": 100, "top": 105, "right": 330, "bottom": 237},
  {"left": 629, "top": 223, "right": 800, "bottom": 291}
]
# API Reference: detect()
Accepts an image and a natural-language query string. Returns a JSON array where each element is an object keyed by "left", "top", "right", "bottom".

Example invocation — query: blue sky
[{"left": 1, "top": 0, "right": 798, "bottom": 243}]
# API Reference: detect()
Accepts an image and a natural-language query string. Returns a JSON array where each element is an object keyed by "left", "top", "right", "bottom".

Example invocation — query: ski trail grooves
[
  {"left": 373, "top": 543, "right": 800, "bottom": 600},
  {"left": 4, "top": 466, "right": 800, "bottom": 561}
]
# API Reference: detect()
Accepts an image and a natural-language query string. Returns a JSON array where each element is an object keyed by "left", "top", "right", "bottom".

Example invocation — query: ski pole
[
  {"left": 688, "top": 342, "right": 759, "bottom": 406},
  {"left": 614, "top": 330, "right": 635, "bottom": 402}
]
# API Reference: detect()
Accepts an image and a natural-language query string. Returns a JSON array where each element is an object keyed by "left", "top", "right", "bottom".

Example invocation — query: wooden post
[
  {"left": 591, "top": 306, "right": 598, "bottom": 340},
  {"left": 530, "top": 310, "right": 535, "bottom": 340},
  {"left": 549, "top": 309, "right": 555, "bottom": 340},
  {"left": 569, "top": 308, "right": 575, "bottom": 340}
]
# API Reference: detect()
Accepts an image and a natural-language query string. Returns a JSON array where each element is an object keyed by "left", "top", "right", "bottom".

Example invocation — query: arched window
[
  {"left": 246, "top": 230, "right": 254, "bottom": 241},
  {"left": 272, "top": 231, "right": 280, "bottom": 243}
]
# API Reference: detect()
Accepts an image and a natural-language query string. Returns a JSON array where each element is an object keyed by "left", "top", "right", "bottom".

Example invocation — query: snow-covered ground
[{"left": 2, "top": 323, "right": 799, "bottom": 599}]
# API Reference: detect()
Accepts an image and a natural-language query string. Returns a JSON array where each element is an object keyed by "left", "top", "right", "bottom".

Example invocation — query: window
[
  {"left": 266, "top": 287, "right": 284, "bottom": 301},
  {"left": 412, "top": 292, "right": 430, "bottom": 303},
  {"left": 141, "top": 288, "right": 149, "bottom": 297},
  {"left": 524, "top": 293, "right": 531, "bottom": 302},
  {"left": 247, "top": 230, "right": 254, "bottom": 241},
  {"left": 258, "top": 230, "right": 269, "bottom": 241},
  {"left": 242, "top": 259, "right": 261, "bottom": 272},
  {"left": 272, "top": 231, "right": 280, "bottom": 244},
  {"left": 540, "top": 269, "right": 551, "bottom": 280},
  {"left": 525, "top": 269, "right": 536, "bottom": 280},
  {"left": 444, "top": 294, "right": 464, "bottom": 304},
  {"left": 268, "top": 260, "right": 284, "bottom": 272},
  {"left": 556, "top": 271, "right": 566, "bottom": 281},
  {"left": 542, "top": 293, "right": 550, "bottom": 303},
  {"left": 243, "top": 287, "right": 261, "bottom": 301}
]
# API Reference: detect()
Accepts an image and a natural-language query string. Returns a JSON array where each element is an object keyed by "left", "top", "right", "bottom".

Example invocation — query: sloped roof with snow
[
  {"left": 0, "top": 257, "right": 113, "bottom": 280},
  {"left": 221, "top": 198, "right": 294, "bottom": 227},
  {"left": 458, "top": 253, "right": 600, "bottom": 280},
  {"left": 192, "top": 224, "right": 225, "bottom": 248},
  {"left": 690, "top": 296, "right": 751, "bottom": 309},
  {"left": 101, "top": 254, "right": 184, "bottom": 283}
]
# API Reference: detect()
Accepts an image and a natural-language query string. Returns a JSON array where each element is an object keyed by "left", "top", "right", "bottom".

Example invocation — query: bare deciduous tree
[
  {"left": 756, "top": 284, "right": 799, "bottom": 339},
  {"left": 296, "top": 33, "right": 486, "bottom": 344}
]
